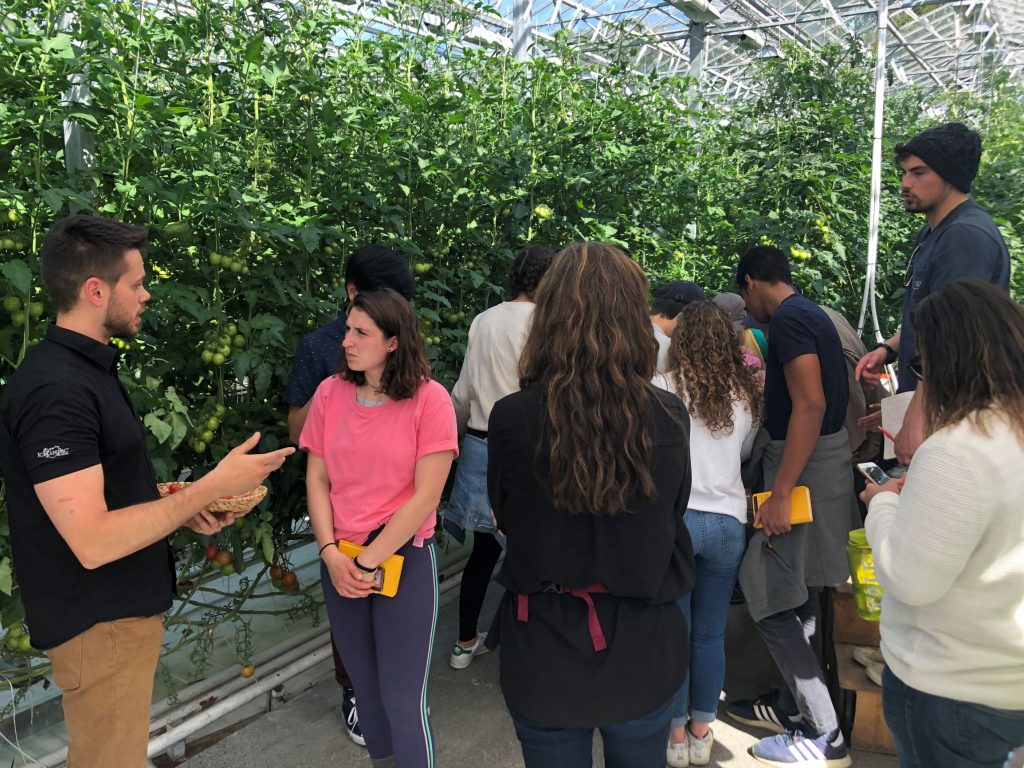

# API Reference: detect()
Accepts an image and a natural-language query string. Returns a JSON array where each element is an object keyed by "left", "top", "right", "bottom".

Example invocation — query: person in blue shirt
[
  {"left": 856, "top": 122, "right": 1010, "bottom": 464},
  {"left": 283, "top": 244, "right": 415, "bottom": 747}
]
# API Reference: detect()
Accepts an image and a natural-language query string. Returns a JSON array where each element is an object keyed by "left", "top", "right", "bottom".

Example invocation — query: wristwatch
[{"left": 875, "top": 342, "right": 897, "bottom": 365}]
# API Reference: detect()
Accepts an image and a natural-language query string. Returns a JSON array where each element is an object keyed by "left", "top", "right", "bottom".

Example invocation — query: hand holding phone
[{"left": 857, "top": 462, "right": 891, "bottom": 485}]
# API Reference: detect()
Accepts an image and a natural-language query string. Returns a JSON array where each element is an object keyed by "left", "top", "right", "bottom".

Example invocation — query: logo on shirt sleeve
[{"left": 37, "top": 445, "right": 70, "bottom": 459}]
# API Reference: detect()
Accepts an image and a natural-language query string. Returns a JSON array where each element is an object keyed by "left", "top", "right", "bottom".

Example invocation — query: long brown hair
[
  {"left": 518, "top": 242, "right": 667, "bottom": 515},
  {"left": 915, "top": 279, "right": 1024, "bottom": 443},
  {"left": 666, "top": 302, "right": 764, "bottom": 433},
  {"left": 336, "top": 288, "right": 431, "bottom": 400}
]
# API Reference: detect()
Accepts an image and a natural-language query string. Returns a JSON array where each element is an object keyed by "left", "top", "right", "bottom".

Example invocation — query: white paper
[{"left": 881, "top": 391, "right": 914, "bottom": 460}]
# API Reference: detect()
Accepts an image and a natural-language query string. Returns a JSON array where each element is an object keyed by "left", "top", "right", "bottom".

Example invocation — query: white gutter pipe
[{"left": 858, "top": 0, "right": 889, "bottom": 343}]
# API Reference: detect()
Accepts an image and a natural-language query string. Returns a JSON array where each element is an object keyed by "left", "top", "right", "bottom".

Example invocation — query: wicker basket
[{"left": 157, "top": 482, "right": 268, "bottom": 514}]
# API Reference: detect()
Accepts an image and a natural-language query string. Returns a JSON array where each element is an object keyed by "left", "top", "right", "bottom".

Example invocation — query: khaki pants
[{"left": 46, "top": 614, "right": 165, "bottom": 768}]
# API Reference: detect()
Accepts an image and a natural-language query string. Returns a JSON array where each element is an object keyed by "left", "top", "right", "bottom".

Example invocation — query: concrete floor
[{"left": 179, "top": 587, "right": 898, "bottom": 768}]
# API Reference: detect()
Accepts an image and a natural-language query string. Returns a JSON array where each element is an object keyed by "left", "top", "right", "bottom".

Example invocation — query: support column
[{"left": 512, "top": 0, "right": 531, "bottom": 62}]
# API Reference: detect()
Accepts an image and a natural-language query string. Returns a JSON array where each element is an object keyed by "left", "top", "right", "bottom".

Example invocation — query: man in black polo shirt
[
  {"left": 0, "top": 215, "right": 294, "bottom": 768},
  {"left": 283, "top": 244, "right": 415, "bottom": 746},
  {"left": 726, "top": 246, "right": 855, "bottom": 768},
  {"left": 856, "top": 122, "right": 1010, "bottom": 463}
]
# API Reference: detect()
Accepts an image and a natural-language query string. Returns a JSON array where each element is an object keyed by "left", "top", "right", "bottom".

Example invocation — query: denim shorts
[{"left": 442, "top": 434, "right": 502, "bottom": 545}]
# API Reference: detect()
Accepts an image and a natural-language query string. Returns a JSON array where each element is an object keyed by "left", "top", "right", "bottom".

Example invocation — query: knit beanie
[{"left": 898, "top": 122, "right": 982, "bottom": 193}]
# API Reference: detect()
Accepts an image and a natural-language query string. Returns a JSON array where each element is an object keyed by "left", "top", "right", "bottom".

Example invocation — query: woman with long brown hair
[
  {"left": 861, "top": 279, "right": 1024, "bottom": 768},
  {"left": 660, "top": 300, "right": 763, "bottom": 767},
  {"left": 486, "top": 242, "right": 696, "bottom": 768}
]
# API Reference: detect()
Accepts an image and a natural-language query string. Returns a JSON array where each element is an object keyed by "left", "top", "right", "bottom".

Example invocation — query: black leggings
[{"left": 458, "top": 531, "right": 503, "bottom": 642}]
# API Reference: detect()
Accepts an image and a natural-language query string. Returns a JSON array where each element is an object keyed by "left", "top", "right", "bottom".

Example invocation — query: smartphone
[{"left": 857, "top": 462, "right": 891, "bottom": 485}]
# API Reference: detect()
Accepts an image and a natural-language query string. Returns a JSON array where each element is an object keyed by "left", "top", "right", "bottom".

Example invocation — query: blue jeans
[
  {"left": 883, "top": 666, "right": 1024, "bottom": 768},
  {"left": 510, "top": 695, "right": 674, "bottom": 768},
  {"left": 672, "top": 510, "right": 746, "bottom": 728}
]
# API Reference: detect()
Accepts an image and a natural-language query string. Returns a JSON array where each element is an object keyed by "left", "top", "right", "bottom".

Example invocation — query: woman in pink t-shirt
[{"left": 301, "top": 288, "right": 458, "bottom": 768}]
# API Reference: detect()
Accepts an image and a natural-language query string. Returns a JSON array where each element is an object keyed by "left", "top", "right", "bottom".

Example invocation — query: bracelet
[
  {"left": 875, "top": 342, "right": 897, "bottom": 364},
  {"left": 318, "top": 542, "right": 336, "bottom": 558},
  {"left": 353, "top": 556, "right": 378, "bottom": 574}
]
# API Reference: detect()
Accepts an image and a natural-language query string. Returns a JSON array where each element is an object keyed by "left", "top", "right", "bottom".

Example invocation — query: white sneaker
[
  {"left": 666, "top": 739, "right": 689, "bottom": 768},
  {"left": 688, "top": 727, "right": 714, "bottom": 766},
  {"left": 866, "top": 661, "right": 885, "bottom": 687},
  {"left": 852, "top": 646, "right": 885, "bottom": 667},
  {"left": 449, "top": 633, "right": 489, "bottom": 670}
]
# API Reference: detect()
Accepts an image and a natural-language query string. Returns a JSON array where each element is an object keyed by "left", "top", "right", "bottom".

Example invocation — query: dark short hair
[
  {"left": 735, "top": 245, "right": 792, "bottom": 288},
  {"left": 40, "top": 215, "right": 149, "bottom": 313},
  {"left": 508, "top": 245, "right": 556, "bottom": 299},
  {"left": 343, "top": 245, "right": 415, "bottom": 301},
  {"left": 336, "top": 288, "right": 431, "bottom": 400}
]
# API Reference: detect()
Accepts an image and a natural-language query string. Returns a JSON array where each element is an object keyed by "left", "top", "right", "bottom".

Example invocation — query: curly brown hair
[
  {"left": 666, "top": 302, "right": 764, "bottom": 434},
  {"left": 335, "top": 288, "right": 431, "bottom": 400},
  {"left": 519, "top": 242, "right": 673, "bottom": 516}
]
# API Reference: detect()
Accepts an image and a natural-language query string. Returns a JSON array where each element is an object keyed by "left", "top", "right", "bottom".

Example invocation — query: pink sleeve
[
  {"left": 298, "top": 380, "right": 330, "bottom": 456},
  {"left": 416, "top": 381, "right": 459, "bottom": 461}
]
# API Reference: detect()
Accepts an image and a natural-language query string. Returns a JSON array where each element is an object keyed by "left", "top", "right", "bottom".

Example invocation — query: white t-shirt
[
  {"left": 653, "top": 323, "right": 671, "bottom": 373},
  {"left": 654, "top": 373, "right": 757, "bottom": 523},
  {"left": 865, "top": 414, "right": 1024, "bottom": 710},
  {"left": 451, "top": 301, "right": 534, "bottom": 434}
]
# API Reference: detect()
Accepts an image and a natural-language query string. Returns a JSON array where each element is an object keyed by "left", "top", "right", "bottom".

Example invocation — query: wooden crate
[
  {"left": 833, "top": 581, "right": 881, "bottom": 647},
  {"left": 835, "top": 642, "right": 896, "bottom": 754}
]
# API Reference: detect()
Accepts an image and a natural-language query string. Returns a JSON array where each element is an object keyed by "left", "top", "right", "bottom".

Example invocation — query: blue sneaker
[
  {"left": 726, "top": 691, "right": 803, "bottom": 734},
  {"left": 750, "top": 729, "right": 852, "bottom": 767}
]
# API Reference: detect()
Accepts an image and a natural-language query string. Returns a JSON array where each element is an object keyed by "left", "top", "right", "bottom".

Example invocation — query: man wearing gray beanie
[{"left": 855, "top": 121, "right": 1010, "bottom": 462}]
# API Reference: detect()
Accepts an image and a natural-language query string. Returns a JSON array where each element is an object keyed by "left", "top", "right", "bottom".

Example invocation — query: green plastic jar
[{"left": 847, "top": 528, "right": 882, "bottom": 621}]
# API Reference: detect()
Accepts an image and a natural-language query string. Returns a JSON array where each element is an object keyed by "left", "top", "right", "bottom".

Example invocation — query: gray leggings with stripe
[{"left": 321, "top": 540, "right": 438, "bottom": 767}]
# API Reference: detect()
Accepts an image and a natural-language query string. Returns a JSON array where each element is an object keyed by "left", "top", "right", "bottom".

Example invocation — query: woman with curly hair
[
  {"left": 445, "top": 245, "right": 555, "bottom": 670},
  {"left": 487, "top": 242, "right": 696, "bottom": 767},
  {"left": 661, "top": 300, "right": 763, "bottom": 768}
]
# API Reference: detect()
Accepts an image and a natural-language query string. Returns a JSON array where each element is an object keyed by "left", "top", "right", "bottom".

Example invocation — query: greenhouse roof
[{"left": 365, "top": 0, "right": 1022, "bottom": 97}]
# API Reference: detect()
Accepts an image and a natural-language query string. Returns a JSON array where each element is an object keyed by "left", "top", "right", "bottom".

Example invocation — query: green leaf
[
  {"left": 0, "top": 558, "right": 12, "bottom": 596},
  {"left": 260, "top": 531, "right": 275, "bottom": 564},
  {"left": 144, "top": 413, "right": 173, "bottom": 444},
  {"left": 0, "top": 260, "right": 31, "bottom": 293}
]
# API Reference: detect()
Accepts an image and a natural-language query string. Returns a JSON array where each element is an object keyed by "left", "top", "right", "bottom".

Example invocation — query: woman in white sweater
[
  {"left": 660, "top": 300, "right": 763, "bottom": 767},
  {"left": 861, "top": 279, "right": 1024, "bottom": 768},
  {"left": 444, "top": 245, "right": 555, "bottom": 669}
]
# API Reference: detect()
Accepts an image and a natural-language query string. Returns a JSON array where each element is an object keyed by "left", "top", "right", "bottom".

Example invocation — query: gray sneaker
[{"left": 449, "top": 633, "right": 489, "bottom": 670}]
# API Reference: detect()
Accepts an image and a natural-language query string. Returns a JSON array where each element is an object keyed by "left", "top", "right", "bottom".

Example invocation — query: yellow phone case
[
  {"left": 751, "top": 485, "right": 814, "bottom": 528},
  {"left": 336, "top": 540, "right": 405, "bottom": 598}
]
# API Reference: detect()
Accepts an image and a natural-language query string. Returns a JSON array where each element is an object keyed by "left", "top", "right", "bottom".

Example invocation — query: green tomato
[
  {"left": 220, "top": 563, "right": 235, "bottom": 576},
  {"left": 226, "top": 323, "right": 238, "bottom": 336},
  {"left": 7, "top": 624, "right": 23, "bottom": 640},
  {"left": 206, "top": 416, "right": 220, "bottom": 431},
  {"left": 0, "top": 238, "right": 15, "bottom": 250},
  {"left": 241, "top": 265, "right": 249, "bottom": 275},
  {"left": 214, "top": 403, "right": 226, "bottom": 416},
  {"left": 2, "top": 296, "right": 21, "bottom": 312},
  {"left": 194, "top": 440, "right": 207, "bottom": 453},
  {"left": 28, "top": 301, "right": 43, "bottom": 318},
  {"left": 17, "top": 635, "right": 32, "bottom": 652},
  {"left": 6, "top": 208, "right": 19, "bottom": 223},
  {"left": 230, "top": 261, "right": 243, "bottom": 274},
  {"left": 212, "top": 353, "right": 225, "bottom": 366},
  {"left": 232, "top": 334, "right": 246, "bottom": 348},
  {"left": 10, "top": 309, "right": 26, "bottom": 326},
  {"left": 201, "top": 350, "right": 214, "bottom": 363},
  {"left": 210, "top": 253, "right": 223, "bottom": 266},
  {"left": 200, "top": 429, "right": 214, "bottom": 443}
]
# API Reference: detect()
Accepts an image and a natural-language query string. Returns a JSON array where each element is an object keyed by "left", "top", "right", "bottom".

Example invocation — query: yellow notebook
[
  {"left": 336, "top": 540, "right": 405, "bottom": 598},
  {"left": 751, "top": 486, "right": 814, "bottom": 528}
]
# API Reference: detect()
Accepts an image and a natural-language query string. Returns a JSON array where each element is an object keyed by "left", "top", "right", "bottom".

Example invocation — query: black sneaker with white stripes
[
  {"left": 341, "top": 687, "right": 366, "bottom": 747},
  {"left": 726, "top": 692, "right": 803, "bottom": 734}
]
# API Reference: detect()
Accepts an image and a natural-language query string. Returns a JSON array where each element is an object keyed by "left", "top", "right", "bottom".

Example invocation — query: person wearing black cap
[
  {"left": 651, "top": 280, "right": 707, "bottom": 371},
  {"left": 855, "top": 122, "right": 1010, "bottom": 463}
]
